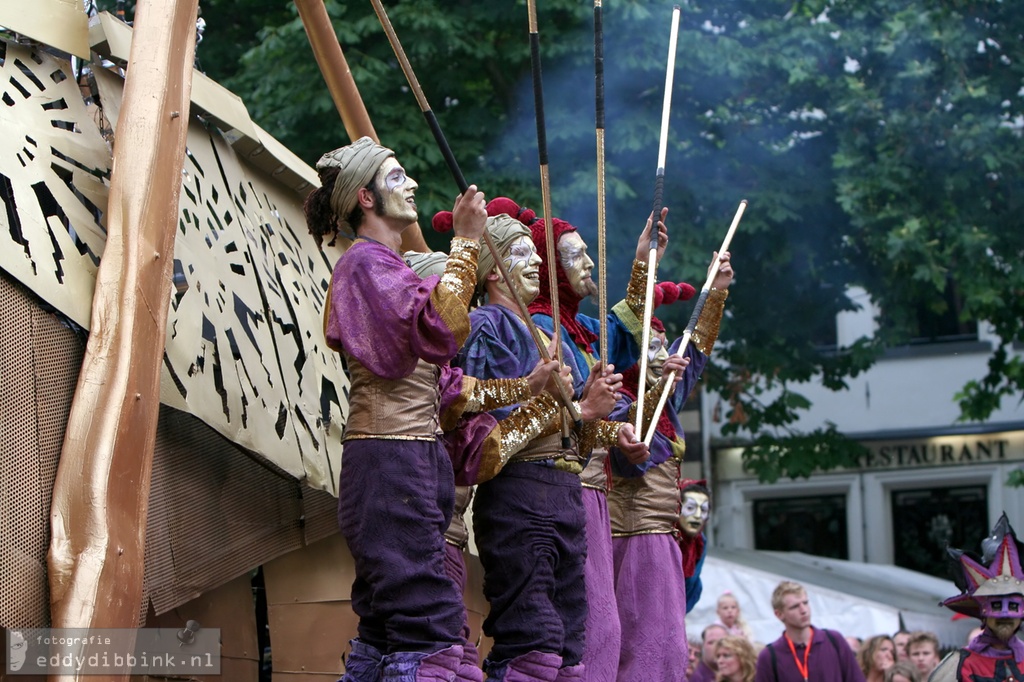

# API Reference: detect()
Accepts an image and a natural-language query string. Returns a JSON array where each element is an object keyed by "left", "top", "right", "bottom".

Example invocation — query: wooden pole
[
  {"left": 643, "top": 200, "right": 746, "bottom": 446},
  {"left": 527, "top": 0, "right": 577, "bottom": 442},
  {"left": 594, "top": 0, "right": 608, "bottom": 368},
  {"left": 635, "top": 6, "right": 681, "bottom": 440},
  {"left": 294, "top": 0, "right": 430, "bottom": 252},
  {"left": 47, "top": 0, "right": 198, "bottom": 678},
  {"left": 294, "top": 0, "right": 375, "bottom": 142}
]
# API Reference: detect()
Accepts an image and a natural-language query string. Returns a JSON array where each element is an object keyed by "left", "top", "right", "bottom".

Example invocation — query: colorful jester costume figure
[
  {"left": 604, "top": 269, "right": 726, "bottom": 682},
  {"left": 932, "top": 514, "right": 1024, "bottom": 682},
  {"left": 452, "top": 210, "right": 644, "bottom": 682},
  {"left": 307, "top": 137, "right": 558, "bottom": 682},
  {"left": 483, "top": 196, "right": 666, "bottom": 682}
]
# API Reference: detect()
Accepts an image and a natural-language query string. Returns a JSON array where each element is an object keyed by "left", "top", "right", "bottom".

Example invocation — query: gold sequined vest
[
  {"left": 607, "top": 456, "right": 682, "bottom": 536},
  {"left": 343, "top": 355, "right": 442, "bottom": 440},
  {"left": 580, "top": 448, "right": 608, "bottom": 491}
]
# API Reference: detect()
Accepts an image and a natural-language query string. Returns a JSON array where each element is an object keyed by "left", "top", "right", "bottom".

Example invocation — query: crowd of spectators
[{"left": 689, "top": 583, "right": 966, "bottom": 682}]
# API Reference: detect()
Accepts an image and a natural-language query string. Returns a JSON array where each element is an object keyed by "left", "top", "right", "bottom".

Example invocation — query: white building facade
[{"left": 700, "top": 287, "right": 1024, "bottom": 575}]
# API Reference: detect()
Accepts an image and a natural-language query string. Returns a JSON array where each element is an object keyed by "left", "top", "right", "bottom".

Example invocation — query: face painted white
[
  {"left": 375, "top": 157, "right": 418, "bottom": 223},
  {"left": 496, "top": 235, "right": 542, "bottom": 304},
  {"left": 383, "top": 165, "right": 408, "bottom": 192},
  {"left": 558, "top": 231, "right": 597, "bottom": 298},
  {"left": 504, "top": 236, "right": 534, "bottom": 273},
  {"left": 646, "top": 331, "right": 670, "bottom": 385},
  {"left": 679, "top": 491, "right": 710, "bottom": 538}
]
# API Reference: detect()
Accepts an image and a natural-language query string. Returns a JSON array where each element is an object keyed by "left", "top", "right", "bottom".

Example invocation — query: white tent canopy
[{"left": 685, "top": 549, "right": 976, "bottom": 649}]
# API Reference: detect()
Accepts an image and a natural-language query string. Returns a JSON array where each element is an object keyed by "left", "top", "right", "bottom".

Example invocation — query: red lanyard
[{"left": 784, "top": 628, "right": 814, "bottom": 682}]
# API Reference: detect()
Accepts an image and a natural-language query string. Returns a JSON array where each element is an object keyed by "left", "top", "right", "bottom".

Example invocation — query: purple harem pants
[
  {"left": 612, "top": 533, "right": 688, "bottom": 682},
  {"left": 338, "top": 438, "right": 464, "bottom": 655},
  {"left": 472, "top": 462, "right": 588, "bottom": 671},
  {"left": 580, "top": 487, "right": 620, "bottom": 682}
]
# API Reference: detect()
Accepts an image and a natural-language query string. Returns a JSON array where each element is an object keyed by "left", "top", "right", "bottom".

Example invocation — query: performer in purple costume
[
  {"left": 453, "top": 212, "right": 647, "bottom": 682},
  {"left": 931, "top": 514, "right": 1024, "bottom": 682},
  {"left": 605, "top": 252, "right": 733, "bottom": 682},
  {"left": 406, "top": 230, "right": 575, "bottom": 682},
  {"left": 306, "top": 138, "right": 559, "bottom": 682},
  {"left": 484, "top": 196, "right": 668, "bottom": 682}
]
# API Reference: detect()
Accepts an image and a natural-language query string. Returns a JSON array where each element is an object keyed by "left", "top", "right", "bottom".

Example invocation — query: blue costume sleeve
[
  {"left": 458, "top": 306, "right": 585, "bottom": 420},
  {"left": 684, "top": 536, "right": 707, "bottom": 613},
  {"left": 577, "top": 312, "right": 640, "bottom": 375},
  {"left": 454, "top": 314, "right": 525, "bottom": 420},
  {"left": 531, "top": 311, "right": 641, "bottom": 382},
  {"left": 668, "top": 337, "right": 709, "bottom": 408}
]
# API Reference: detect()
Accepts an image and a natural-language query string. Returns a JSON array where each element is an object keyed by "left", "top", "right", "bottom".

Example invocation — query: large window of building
[
  {"left": 903, "top": 279, "right": 977, "bottom": 345},
  {"left": 753, "top": 494, "right": 848, "bottom": 559},
  {"left": 891, "top": 486, "right": 988, "bottom": 578}
]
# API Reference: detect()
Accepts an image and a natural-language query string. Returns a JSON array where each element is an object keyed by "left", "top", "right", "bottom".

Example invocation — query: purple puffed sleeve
[{"left": 326, "top": 241, "right": 461, "bottom": 378}]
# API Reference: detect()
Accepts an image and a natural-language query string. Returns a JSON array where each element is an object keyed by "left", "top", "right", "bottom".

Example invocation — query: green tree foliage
[{"left": 187, "top": 0, "right": 1023, "bottom": 482}]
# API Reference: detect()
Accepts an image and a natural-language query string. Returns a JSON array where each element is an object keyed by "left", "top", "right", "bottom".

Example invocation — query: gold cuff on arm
[
  {"left": 579, "top": 419, "right": 623, "bottom": 458},
  {"left": 465, "top": 377, "right": 532, "bottom": 414},
  {"left": 626, "top": 378, "right": 668, "bottom": 427},
  {"left": 691, "top": 288, "right": 728, "bottom": 356},
  {"left": 440, "top": 237, "right": 481, "bottom": 310},
  {"left": 625, "top": 258, "right": 650, "bottom": 321},
  {"left": 476, "top": 393, "right": 560, "bottom": 484}
]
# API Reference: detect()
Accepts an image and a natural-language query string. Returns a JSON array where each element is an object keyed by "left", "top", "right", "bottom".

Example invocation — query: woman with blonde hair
[
  {"left": 858, "top": 634, "right": 896, "bottom": 682},
  {"left": 715, "top": 635, "right": 758, "bottom": 682},
  {"left": 716, "top": 592, "right": 754, "bottom": 640}
]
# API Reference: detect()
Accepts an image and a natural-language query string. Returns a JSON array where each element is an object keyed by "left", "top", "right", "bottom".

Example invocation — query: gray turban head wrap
[
  {"left": 404, "top": 250, "right": 449, "bottom": 278},
  {"left": 316, "top": 136, "right": 394, "bottom": 232},
  {"left": 477, "top": 213, "right": 532, "bottom": 285}
]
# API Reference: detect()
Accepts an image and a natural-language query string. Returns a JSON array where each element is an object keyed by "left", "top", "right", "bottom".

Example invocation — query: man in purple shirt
[
  {"left": 754, "top": 581, "right": 865, "bottom": 682},
  {"left": 691, "top": 624, "right": 729, "bottom": 682}
]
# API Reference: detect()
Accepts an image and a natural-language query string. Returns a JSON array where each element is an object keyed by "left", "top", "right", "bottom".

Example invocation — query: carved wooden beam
[{"left": 47, "top": 0, "right": 199, "bottom": 672}]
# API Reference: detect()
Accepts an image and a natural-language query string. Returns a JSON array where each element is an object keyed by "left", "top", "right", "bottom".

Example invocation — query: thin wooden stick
[
  {"left": 369, "top": 0, "right": 580, "bottom": 421},
  {"left": 635, "top": 5, "right": 681, "bottom": 440},
  {"left": 527, "top": 0, "right": 576, "bottom": 441},
  {"left": 643, "top": 200, "right": 747, "bottom": 446},
  {"left": 594, "top": 0, "right": 609, "bottom": 369}
]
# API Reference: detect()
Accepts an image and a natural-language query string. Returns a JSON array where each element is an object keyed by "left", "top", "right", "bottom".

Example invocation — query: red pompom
[
  {"left": 432, "top": 211, "right": 454, "bottom": 233},
  {"left": 651, "top": 281, "right": 696, "bottom": 311},
  {"left": 486, "top": 197, "right": 522, "bottom": 218},
  {"left": 487, "top": 197, "right": 541, "bottom": 227},
  {"left": 517, "top": 206, "right": 538, "bottom": 226},
  {"left": 661, "top": 282, "right": 681, "bottom": 306}
]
